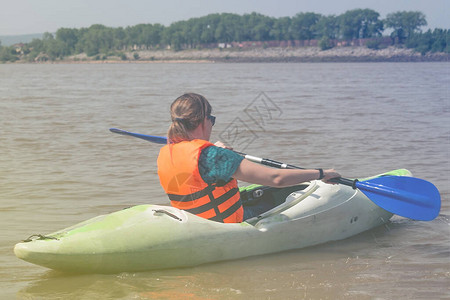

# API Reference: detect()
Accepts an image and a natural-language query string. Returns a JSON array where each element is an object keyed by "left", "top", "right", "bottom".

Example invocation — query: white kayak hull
[{"left": 14, "top": 169, "right": 410, "bottom": 273}]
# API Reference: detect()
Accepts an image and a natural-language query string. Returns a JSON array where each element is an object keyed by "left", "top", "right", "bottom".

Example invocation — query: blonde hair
[{"left": 168, "top": 93, "right": 212, "bottom": 143}]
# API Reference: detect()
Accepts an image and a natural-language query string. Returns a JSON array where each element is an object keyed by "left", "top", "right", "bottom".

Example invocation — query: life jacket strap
[{"left": 168, "top": 187, "right": 240, "bottom": 222}]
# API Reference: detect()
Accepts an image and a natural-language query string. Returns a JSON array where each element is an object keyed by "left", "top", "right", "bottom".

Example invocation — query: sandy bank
[
  {"left": 130, "top": 46, "right": 449, "bottom": 62},
  {"left": 36, "top": 46, "right": 450, "bottom": 63}
]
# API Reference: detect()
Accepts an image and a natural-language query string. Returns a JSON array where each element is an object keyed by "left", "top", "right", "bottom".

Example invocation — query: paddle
[
  {"left": 109, "top": 128, "right": 441, "bottom": 221},
  {"left": 110, "top": 128, "right": 167, "bottom": 144}
]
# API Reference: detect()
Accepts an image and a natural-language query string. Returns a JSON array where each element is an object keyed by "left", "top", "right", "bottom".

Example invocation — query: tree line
[{"left": 1, "top": 9, "right": 449, "bottom": 62}]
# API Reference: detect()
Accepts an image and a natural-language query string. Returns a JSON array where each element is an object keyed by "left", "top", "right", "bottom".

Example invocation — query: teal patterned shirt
[{"left": 198, "top": 146, "right": 244, "bottom": 184}]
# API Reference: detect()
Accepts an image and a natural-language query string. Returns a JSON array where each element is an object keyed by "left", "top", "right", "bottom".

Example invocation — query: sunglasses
[{"left": 207, "top": 115, "right": 216, "bottom": 126}]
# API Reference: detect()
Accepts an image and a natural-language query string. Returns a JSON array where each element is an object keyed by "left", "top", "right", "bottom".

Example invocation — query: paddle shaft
[
  {"left": 110, "top": 128, "right": 167, "bottom": 144},
  {"left": 109, "top": 127, "right": 441, "bottom": 220},
  {"left": 235, "top": 151, "right": 356, "bottom": 187},
  {"left": 110, "top": 128, "right": 355, "bottom": 187}
]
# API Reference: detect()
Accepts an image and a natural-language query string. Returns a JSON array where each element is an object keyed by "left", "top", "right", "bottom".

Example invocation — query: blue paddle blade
[
  {"left": 109, "top": 128, "right": 167, "bottom": 144},
  {"left": 356, "top": 176, "right": 441, "bottom": 221}
]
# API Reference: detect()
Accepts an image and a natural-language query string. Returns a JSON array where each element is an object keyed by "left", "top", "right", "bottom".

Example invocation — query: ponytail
[{"left": 167, "top": 93, "right": 212, "bottom": 143}]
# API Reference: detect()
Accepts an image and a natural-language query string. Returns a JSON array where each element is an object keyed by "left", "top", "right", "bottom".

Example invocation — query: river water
[{"left": 1, "top": 62, "right": 449, "bottom": 299}]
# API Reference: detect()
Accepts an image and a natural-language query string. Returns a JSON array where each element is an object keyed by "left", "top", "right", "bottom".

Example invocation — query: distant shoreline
[{"left": 13, "top": 46, "right": 450, "bottom": 64}]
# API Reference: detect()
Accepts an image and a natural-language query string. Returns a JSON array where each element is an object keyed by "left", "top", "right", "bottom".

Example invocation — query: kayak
[{"left": 14, "top": 169, "right": 411, "bottom": 273}]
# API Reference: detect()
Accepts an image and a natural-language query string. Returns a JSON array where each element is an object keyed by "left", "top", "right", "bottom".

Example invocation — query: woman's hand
[
  {"left": 214, "top": 141, "right": 233, "bottom": 150},
  {"left": 322, "top": 169, "right": 341, "bottom": 184}
]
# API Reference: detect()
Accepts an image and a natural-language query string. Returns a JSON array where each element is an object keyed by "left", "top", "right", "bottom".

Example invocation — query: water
[{"left": 1, "top": 62, "right": 449, "bottom": 299}]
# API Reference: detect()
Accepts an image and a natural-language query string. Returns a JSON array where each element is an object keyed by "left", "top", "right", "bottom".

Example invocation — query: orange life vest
[{"left": 157, "top": 139, "right": 243, "bottom": 223}]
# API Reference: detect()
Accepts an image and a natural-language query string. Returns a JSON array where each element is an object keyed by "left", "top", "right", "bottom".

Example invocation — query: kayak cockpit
[{"left": 240, "top": 181, "right": 318, "bottom": 224}]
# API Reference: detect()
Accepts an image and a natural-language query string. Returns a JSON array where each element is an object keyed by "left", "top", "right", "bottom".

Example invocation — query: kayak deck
[{"left": 14, "top": 169, "right": 411, "bottom": 273}]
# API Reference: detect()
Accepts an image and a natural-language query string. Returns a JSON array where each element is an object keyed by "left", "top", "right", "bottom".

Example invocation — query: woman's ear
[{"left": 201, "top": 117, "right": 208, "bottom": 129}]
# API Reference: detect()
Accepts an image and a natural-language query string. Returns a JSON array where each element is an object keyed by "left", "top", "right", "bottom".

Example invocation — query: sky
[{"left": 0, "top": 0, "right": 448, "bottom": 36}]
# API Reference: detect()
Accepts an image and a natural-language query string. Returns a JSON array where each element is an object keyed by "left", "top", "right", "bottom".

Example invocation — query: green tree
[
  {"left": 183, "top": 19, "right": 199, "bottom": 48},
  {"left": 42, "top": 32, "right": 54, "bottom": 40},
  {"left": 410, "top": 30, "right": 433, "bottom": 54},
  {"left": 127, "top": 23, "right": 164, "bottom": 49},
  {"left": 339, "top": 9, "right": 383, "bottom": 40},
  {"left": 241, "top": 12, "right": 273, "bottom": 41},
  {"left": 215, "top": 13, "right": 243, "bottom": 43},
  {"left": 429, "top": 29, "right": 447, "bottom": 52},
  {"left": 291, "top": 12, "right": 322, "bottom": 40},
  {"left": 270, "top": 17, "right": 293, "bottom": 40},
  {"left": 78, "top": 25, "right": 115, "bottom": 56},
  {"left": 360, "top": 9, "right": 384, "bottom": 38},
  {"left": 11, "top": 9, "right": 449, "bottom": 59},
  {"left": 319, "top": 36, "right": 334, "bottom": 50},
  {"left": 198, "top": 14, "right": 221, "bottom": 44},
  {"left": 44, "top": 38, "right": 68, "bottom": 59},
  {"left": 315, "top": 15, "right": 339, "bottom": 39},
  {"left": 125, "top": 24, "right": 144, "bottom": 48},
  {"left": 161, "top": 21, "right": 186, "bottom": 50},
  {"left": 27, "top": 38, "right": 45, "bottom": 59},
  {"left": 406, "top": 29, "right": 449, "bottom": 54},
  {"left": 147, "top": 24, "right": 164, "bottom": 47},
  {"left": 114, "top": 27, "right": 127, "bottom": 50},
  {"left": 0, "top": 46, "right": 19, "bottom": 62},
  {"left": 384, "top": 11, "right": 427, "bottom": 44},
  {"left": 36, "top": 32, "right": 67, "bottom": 60},
  {"left": 56, "top": 28, "right": 79, "bottom": 54}
]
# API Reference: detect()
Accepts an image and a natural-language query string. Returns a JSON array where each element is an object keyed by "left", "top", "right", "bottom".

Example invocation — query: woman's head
[{"left": 168, "top": 93, "right": 213, "bottom": 143}]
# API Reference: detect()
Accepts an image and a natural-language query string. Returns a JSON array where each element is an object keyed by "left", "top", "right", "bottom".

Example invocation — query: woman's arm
[{"left": 233, "top": 159, "right": 340, "bottom": 187}]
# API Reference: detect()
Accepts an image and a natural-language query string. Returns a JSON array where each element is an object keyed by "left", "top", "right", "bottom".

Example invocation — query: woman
[{"left": 157, "top": 93, "right": 341, "bottom": 223}]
